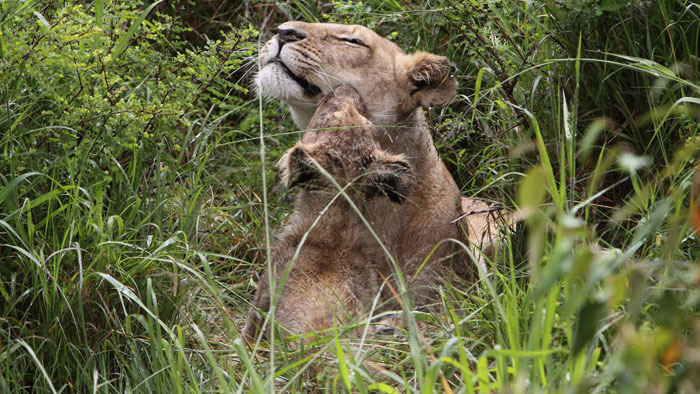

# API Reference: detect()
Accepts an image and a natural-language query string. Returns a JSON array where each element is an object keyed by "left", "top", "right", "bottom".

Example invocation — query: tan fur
[
  {"left": 252, "top": 22, "right": 513, "bottom": 334},
  {"left": 256, "top": 22, "right": 458, "bottom": 128},
  {"left": 243, "top": 86, "right": 415, "bottom": 341}
]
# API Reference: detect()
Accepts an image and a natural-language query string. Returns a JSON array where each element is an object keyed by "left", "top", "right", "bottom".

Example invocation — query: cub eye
[{"left": 339, "top": 37, "right": 366, "bottom": 47}]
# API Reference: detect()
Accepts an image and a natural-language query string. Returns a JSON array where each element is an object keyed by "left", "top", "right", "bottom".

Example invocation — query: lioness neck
[
  {"left": 289, "top": 104, "right": 316, "bottom": 129},
  {"left": 374, "top": 109, "right": 440, "bottom": 174}
]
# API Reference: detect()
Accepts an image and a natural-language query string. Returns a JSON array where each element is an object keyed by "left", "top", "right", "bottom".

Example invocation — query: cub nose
[{"left": 277, "top": 27, "right": 306, "bottom": 43}]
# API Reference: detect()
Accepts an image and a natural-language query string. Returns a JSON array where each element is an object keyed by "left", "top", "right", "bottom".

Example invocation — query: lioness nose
[{"left": 277, "top": 27, "right": 306, "bottom": 43}]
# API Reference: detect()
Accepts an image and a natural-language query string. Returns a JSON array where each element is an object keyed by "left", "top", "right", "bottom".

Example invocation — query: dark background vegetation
[{"left": 1, "top": 0, "right": 699, "bottom": 392}]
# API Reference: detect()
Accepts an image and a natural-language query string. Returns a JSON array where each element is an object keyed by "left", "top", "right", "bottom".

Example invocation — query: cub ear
[
  {"left": 365, "top": 154, "right": 415, "bottom": 204},
  {"left": 278, "top": 144, "right": 316, "bottom": 189},
  {"left": 407, "top": 52, "right": 458, "bottom": 108}
]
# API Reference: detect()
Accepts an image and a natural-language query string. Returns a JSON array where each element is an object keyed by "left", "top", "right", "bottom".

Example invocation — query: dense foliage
[{"left": 1, "top": 0, "right": 699, "bottom": 392}]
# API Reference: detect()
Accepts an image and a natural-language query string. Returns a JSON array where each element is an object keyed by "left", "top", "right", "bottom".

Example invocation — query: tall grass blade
[{"left": 112, "top": 0, "right": 162, "bottom": 57}]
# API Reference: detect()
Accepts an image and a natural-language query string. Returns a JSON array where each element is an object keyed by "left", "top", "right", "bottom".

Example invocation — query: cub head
[
  {"left": 256, "top": 21, "right": 457, "bottom": 128},
  {"left": 278, "top": 85, "right": 414, "bottom": 203}
]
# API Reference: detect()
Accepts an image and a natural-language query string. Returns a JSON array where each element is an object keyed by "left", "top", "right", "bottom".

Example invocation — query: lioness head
[
  {"left": 278, "top": 85, "right": 414, "bottom": 203},
  {"left": 256, "top": 22, "right": 457, "bottom": 128}
]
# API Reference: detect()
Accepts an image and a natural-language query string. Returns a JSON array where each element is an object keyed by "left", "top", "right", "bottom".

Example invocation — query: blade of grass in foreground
[
  {"left": 234, "top": 338, "right": 265, "bottom": 392},
  {"left": 17, "top": 339, "right": 58, "bottom": 394}
]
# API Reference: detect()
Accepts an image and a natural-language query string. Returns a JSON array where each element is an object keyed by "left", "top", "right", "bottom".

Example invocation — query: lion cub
[{"left": 242, "top": 86, "right": 414, "bottom": 341}]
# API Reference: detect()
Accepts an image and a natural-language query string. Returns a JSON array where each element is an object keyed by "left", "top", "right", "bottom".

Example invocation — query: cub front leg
[{"left": 241, "top": 271, "right": 272, "bottom": 343}]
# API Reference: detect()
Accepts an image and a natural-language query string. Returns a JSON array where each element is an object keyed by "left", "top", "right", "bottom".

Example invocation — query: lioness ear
[
  {"left": 407, "top": 52, "right": 458, "bottom": 108},
  {"left": 278, "top": 144, "right": 316, "bottom": 189},
  {"left": 365, "top": 154, "right": 415, "bottom": 204}
]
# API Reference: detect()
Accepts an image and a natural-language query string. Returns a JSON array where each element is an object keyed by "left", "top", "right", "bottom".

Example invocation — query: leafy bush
[{"left": 2, "top": 2, "right": 256, "bottom": 164}]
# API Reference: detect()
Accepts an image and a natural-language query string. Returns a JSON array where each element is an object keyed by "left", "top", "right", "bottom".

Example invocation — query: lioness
[
  {"left": 256, "top": 22, "right": 506, "bottom": 291},
  {"left": 242, "top": 86, "right": 415, "bottom": 340}
]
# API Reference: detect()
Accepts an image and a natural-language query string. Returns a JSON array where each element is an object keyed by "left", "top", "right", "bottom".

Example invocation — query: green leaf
[
  {"left": 32, "top": 11, "right": 49, "bottom": 27},
  {"left": 0, "top": 172, "right": 41, "bottom": 205},
  {"left": 334, "top": 325, "right": 352, "bottom": 392},
  {"left": 471, "top": 67, "right": 486, "bottom": 123},
  {"left": 95, "top": 0, "right": 103, "bottom": 27},
  {"left": 572, "top": 301, "right": 606, "bottom": 356},
  {"left": 368, "top": 383, "right": 400, "bottom": 394},
  {"left": 608, "top": 53, "right": 676, "bottom": 77}
]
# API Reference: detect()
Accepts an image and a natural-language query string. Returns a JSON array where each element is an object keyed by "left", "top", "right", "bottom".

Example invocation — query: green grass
[{"left": 2, "top": 0, "right": 700, "bottom": 392}]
